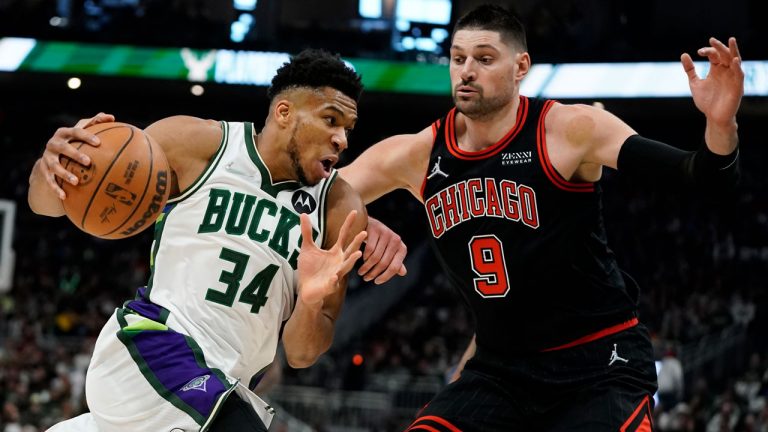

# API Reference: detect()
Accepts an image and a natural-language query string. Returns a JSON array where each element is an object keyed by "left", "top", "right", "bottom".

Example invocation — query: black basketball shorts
[{"left": 405, "top": 324, "right": 658, "bottom": 432}]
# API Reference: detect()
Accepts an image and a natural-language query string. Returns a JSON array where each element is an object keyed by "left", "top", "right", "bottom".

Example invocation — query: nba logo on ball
[{"left": 292, "top": 190, "right": 317, "bottom": 213}]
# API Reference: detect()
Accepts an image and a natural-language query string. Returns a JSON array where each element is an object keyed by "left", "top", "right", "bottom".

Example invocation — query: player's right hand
[
  {"left": 297, "top": 210, "right": 367, "bottom": 309},
  {"left": 39, "top": 112, "right": 114, "bottom": 199}
]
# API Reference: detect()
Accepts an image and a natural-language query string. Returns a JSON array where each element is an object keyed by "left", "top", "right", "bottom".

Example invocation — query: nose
[
  {"left": 332, "top": 131, "right": 347, "bottom": 152},
  {"left": 460, "top": 59, "right": 476, "bottom": 82}
]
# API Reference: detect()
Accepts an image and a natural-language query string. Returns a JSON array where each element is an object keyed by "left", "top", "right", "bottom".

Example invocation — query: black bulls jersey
[{"left": 422, "top": 96, "right": 637, "bottom": 355}]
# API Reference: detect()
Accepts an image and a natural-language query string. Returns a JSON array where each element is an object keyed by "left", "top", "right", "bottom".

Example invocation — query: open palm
[
  {"left": 297, "top": 211, "right": 367, "bottom": 308},
  {"left": 681, "top": 37, "right": 744, "bottom": 125}
]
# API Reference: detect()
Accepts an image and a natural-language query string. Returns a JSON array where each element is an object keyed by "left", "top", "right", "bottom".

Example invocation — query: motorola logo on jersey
[
  {"left": 425, "top": 178, "right": 540, "bottom": 238},
  {"left": 292, "top": 190, "right": 317, "bottom": 214}
]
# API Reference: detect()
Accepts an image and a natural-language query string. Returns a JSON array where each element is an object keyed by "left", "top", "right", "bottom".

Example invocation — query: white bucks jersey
[{"left": 146, "top": 121, "right": 337, "bottom": 384}]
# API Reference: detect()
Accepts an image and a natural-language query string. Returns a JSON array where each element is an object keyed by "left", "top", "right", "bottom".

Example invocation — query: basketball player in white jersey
[{"left": 29, "top": 49, "right": 393, "bottom": 431}]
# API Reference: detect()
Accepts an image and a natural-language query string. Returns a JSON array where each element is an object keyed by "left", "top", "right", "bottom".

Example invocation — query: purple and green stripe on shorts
[{"left": 115, "top": 307, "right": 236, "bottom": 428}]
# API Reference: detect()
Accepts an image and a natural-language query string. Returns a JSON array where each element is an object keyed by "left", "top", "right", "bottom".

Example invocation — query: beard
[
  {"left": 287, "top": 133, "right": 311, "bottom": 186},
  {"left": 453, "top": 84, "right": 510, "bottom": 120}
]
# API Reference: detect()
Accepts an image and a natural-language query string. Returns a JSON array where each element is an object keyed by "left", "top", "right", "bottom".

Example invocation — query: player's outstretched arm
[
  {"left": 338, "top": 126, "right": 433, "bottom": 284},
  {"left": 28, "top": 112, "right": 114, "bottom": 216},
  {"left": 562, "top": 38, "right": 743, "bottom": 191},
  {"left": 282, "top": 180, "right": 367, "bottom": 368},
  {"left": 339, "top": 126, "right": 434, "bottom": 204}
]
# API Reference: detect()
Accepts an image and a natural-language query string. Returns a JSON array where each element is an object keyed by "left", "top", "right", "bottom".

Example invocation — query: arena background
[{"left": 1, "top": 0, "right": 767, "bottom": 431}]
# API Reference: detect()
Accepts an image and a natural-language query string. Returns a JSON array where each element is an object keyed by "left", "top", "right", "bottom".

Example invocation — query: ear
[
  {"left": 514, "top": 52, "right": 531, "bottom": 82},
  {"left": 272, "top": 99, "right": 293, "bottom": 128}
]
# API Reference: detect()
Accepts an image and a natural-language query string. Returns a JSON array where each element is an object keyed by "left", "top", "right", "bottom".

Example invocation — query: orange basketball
[{"left": 58, "top": 122, "right": 171, "bottom": 239}]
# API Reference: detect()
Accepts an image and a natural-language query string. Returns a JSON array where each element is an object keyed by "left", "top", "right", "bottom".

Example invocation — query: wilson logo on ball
[{"left": 119, "top": 170, "right": 169, "bottom": 236}]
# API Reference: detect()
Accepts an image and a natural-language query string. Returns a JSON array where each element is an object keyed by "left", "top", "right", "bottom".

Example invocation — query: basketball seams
[
  {"left": 80, "top": 126, "right": 135, "bottom": 231},
  {"left": 60, "top": 122, "right": 170, "bottom": 239},
  {"left": 102, "top": 129, "right": 155, "bottom": 237}
]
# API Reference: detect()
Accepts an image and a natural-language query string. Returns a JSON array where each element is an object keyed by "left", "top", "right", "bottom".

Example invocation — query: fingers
[
  {"left": 52, "top": 130, "right": 95, "bottom": 162},
  {"left": 373, "top": 245, "right": 408, "bottom": 285},
  {"left": 36, "top": 158, "right": 67, "bottom": 200},
  {"left": 357, "top": 216, "right": 408, "bottom": 284},
  {"left": 41, "top": 126, "right": 100, "bottom": 196},
  {"left": 697, "top": 47, "right": 722, "bottom": 65},
  {"left": 338, "top": 232, "right": 367, "bottom": 276},
  {"left": 74, "top": 112, "right": 115, "bottom": 130},
  {"left": 45, "top": 152, "right": 79, "bottom": 186},
  {"left": 698, "top": 37, "right": 741, "bottom": 67},
  {"left": 345, "top": 230, "right": 368, "bottom": 257},
  {"left": 299, "top": 213, "right": 315, "bottom": 249},
  {"left": 335, "top": 210, "right": 358, "bottom": 250},
  {"left": 358, "top": 232, "right": 408, "bottom": 284},
  {"left": 363, "top": 237, "right": 407, "bottom": 284},
  {"left": 705, "top": 37, "right": 732, "bottom": 65},
  {"left": 729, "top": 37, "right": 741, "bottom": 61},
  {"left": 358, "top": 233, "right": 384, "bottom": 277},
  {"left": 680, "top": 53, "right": 698, "bottom": 81}
]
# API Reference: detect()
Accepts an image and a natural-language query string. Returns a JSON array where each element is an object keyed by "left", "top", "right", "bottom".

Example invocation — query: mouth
[
  {"left": 456, "top": 85, "right": 477, "bottom": 95},
  {"left": 320, "top": 155, "right": 338, "bottom": 174}
]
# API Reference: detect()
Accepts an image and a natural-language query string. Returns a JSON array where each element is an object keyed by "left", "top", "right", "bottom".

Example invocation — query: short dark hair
[
  {"left": 453, "top": 4, "right": 527, "bottom": 51},
  {"left": 268, "top": 49, "right": 363, "bottom": 104}
]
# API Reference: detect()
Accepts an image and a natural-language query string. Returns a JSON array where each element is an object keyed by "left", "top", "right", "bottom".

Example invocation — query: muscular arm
[
  {"left": 339, "top": 126, "right": 434, "bottom": 204},
  {"left": 144, "top": 116, "right": 223, "bottom": 194},
  {"left": 28, "top": 114, "right": 222, "bottom": 217},
  {"left": 547, "top": 100, "right": 739, "bottom": 189},
  {"left": 546, "top": 38, "right": 742, "bottom": 186},
  {"left": 282, "top": 178, "right": 367, "bottom": 368}
]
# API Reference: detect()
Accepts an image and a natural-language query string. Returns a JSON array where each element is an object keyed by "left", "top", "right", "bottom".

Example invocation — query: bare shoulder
[
  {"left": 145, "top": 116, "right": 222, "bottom": 164},
  {"left": 323, "top": 175, "right": 367, "bottom": 248},
  {"left": 546, "top": 102, "right": 636, "bottom": 170},
  {"left": 546, "top": 103, "right": 597, "bottom": 140},
  {"left": 547, "top": 102, "right": 635, "bottom": 146},
  {"left": 145, "top": 116, "right": 223, "bottom": 192}
]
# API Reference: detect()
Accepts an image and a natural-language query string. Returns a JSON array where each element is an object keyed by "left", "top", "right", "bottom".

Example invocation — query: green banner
[{"left": 4, "top": 38, "right": 450, "bottom": 95}]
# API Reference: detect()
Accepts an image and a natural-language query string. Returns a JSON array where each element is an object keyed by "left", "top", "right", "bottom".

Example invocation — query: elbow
[
  {"left": 284, "top": 338, "right": 332, "bottom": 369},
  {"left": 285, "top": 352, "right": 320, "bottom": 369}
]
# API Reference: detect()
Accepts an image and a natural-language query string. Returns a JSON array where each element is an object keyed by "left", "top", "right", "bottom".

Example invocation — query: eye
[
  {"left": 452, "top": 56, "right": 466, "bottom": 65},
  {"left": 479, "top": 56, "right": 493, "bottom": 64},
  {"left": 324, "top": 116, "right": 336, "bottom": 126}
]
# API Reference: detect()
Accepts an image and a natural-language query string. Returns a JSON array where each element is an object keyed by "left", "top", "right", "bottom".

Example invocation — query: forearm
[
  {"left": 282, "top": 297, "right": 335, "bottom": 368},
  {"left": 338, "top": 165, "right": 396, "bottom": 205},
  {"left": 617, "top": 134, "right": 739, "bottom": 190},
  {"left": 28, "top": 159, "right": 65, "bottom": 217}
]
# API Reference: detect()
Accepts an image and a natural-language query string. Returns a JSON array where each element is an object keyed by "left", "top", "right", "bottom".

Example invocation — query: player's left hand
[
  {"left": 358, "top": 216, "right": 407, "bottom": 284},
  {"left": 681, "top": 37, "right": 744, "bottom": 126},
  {"left": 297, "top": 211, "right": 367, "bottom": 308}
]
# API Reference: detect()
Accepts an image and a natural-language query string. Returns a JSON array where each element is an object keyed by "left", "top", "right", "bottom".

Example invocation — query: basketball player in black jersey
[{"left": 340, "top": 4, "right": 743, "bottom": 431}]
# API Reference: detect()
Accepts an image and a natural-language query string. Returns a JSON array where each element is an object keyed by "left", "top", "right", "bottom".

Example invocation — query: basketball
[{"left": 58, "top": 122, "right": 171, "bottom": 239}]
